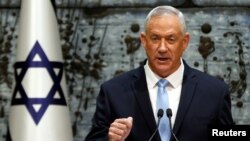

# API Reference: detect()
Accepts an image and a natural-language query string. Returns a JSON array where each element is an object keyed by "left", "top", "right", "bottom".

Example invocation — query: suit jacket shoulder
[{"left": 183, "top": 61, "right": 229, "bottom": 91}]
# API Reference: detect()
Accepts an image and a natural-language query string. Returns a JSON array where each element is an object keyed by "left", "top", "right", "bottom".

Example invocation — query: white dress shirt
[{"left": 144, "top": 59, "right": 184, "bottom": 127}]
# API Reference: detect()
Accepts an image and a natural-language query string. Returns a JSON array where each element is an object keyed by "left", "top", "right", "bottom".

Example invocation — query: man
[{"left": 85, "top": 5, "right": 233, "bottom": 141}]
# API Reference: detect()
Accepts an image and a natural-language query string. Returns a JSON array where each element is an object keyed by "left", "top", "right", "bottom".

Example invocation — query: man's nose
[{"left": 159, "top": 39, "right": 168, "bottom": 52}]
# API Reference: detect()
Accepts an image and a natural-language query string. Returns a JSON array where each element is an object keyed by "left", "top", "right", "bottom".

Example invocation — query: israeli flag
[{"left": 8, "top": 0, "right": 73, "bottom": 141}]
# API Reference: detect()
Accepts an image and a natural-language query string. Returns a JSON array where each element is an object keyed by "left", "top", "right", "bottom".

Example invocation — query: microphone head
[
  {"left": 166, "top": 108, "right": 172, "bottom": 118},
  {"left": 157, "top": 109, "right": 164, "bottom": 118}
]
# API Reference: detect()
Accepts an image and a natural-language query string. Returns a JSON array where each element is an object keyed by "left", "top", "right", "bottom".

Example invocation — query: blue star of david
[{"left": 11, "top": 41, "right": 67, "bottom": 125}]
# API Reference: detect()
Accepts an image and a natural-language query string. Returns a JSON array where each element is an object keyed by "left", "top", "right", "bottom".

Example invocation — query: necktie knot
[{"left": 157, "top": 79, "right": 168, "bottom": 88}]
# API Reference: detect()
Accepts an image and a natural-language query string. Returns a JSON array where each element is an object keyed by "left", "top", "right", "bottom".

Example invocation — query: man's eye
[
  {"left": 151, "top": 36, "right": 159, "bottom": 40},
  {"left": 169, "top": 38, "right": 175, "bottom": 41},
  {"left": 168, "top": 37, "right": 176, "bottom": 43}
]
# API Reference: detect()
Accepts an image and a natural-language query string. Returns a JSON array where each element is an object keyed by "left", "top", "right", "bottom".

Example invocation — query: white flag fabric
[{"left": 8, "top": 0, "right": 73, "bottom": 141}]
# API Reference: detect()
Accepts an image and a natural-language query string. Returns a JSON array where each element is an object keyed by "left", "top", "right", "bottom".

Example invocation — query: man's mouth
[{"left": 157, "top": 57, "right": 169, "bottom": 61}]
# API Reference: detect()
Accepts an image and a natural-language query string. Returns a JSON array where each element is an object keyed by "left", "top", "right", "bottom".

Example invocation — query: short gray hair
[{"left": 144, "top": 6, "right": 187, "bottom": 34}]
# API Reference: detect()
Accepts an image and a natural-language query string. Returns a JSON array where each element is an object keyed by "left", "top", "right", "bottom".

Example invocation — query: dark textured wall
[{"left": 0, "top": 0, "right": 250, "bottom": 140}]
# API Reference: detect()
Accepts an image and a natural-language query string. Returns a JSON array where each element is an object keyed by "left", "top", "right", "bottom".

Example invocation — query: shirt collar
[{"left": 144, "top": 59, "right": 184, "bottom": 89}]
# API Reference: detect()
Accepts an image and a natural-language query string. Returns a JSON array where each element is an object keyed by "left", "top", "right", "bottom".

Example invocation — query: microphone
[
  {"left": 148, "top": 109, "right": 164, "bottom": 141},
  {"left": 167, "top": 108, "right": 179, "bottom": 141}
]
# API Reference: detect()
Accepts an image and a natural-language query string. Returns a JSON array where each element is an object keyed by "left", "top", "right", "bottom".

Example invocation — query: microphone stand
[
  {"left": 148, "top": 109, "right": 164, "bottom": 141},
  {"left": 167, "top": 108, "right": 179, "bottom": 141}
]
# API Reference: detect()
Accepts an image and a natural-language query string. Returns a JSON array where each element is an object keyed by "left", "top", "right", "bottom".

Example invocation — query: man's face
[{"left": 140, "top": 14, "right": 190, "bottom": 77}]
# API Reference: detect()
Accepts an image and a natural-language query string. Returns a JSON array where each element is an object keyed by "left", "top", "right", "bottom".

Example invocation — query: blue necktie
[{"left": 157, "top": 79, "right": 171, "bottom": 141}]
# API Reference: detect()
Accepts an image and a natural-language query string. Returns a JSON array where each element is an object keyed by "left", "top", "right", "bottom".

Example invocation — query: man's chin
[{"left": 155, "top": 66, "right": 172, "bottom": 77}]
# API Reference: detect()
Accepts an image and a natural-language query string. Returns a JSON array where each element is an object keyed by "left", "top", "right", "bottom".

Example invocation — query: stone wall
[{"left": 0, "top": 0, "right": 250, "bottom": 140}]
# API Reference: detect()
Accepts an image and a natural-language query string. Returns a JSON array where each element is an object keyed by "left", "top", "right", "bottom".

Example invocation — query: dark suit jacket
[{"left": 85, "top": 61, "right": 234, "bottom": 141}]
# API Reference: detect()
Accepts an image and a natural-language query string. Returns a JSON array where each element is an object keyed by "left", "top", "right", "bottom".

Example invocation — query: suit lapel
[
  {"left": 173, "top": 62, "right": 198, "bottom": 135},
  {"left": 131, "top": 66, "right": 160, "bottom": 139}
]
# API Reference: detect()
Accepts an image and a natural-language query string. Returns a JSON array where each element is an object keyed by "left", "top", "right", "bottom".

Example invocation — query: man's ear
[
  {"left": 140, "top": 32, "right": 146, "bottom": 48},
  {"left": 183, "top": 32, "right": 190, "bottom": 50}
]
